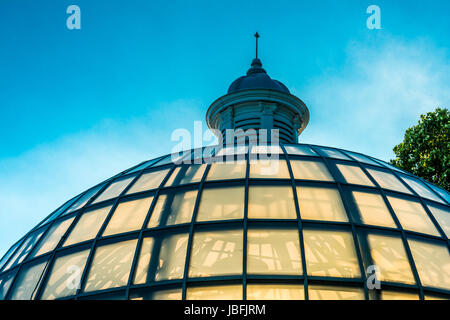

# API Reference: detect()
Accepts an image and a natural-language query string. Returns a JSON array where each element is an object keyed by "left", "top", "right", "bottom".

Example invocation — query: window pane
[
  {"left": 290, "top": 160, "right": 334, "bottom": 181},
  {"left": 0, "top": 241, "right": 22, "bottom": 271},
  {"left": 63, "top": 206, "right": 112, "bottom": 247},
  {"left": 401, "top": 176, "right": 444, "bottom": 204},
  {"left": 247, "top": 229, "right": 302, "bottom": 275},
  {"left": 247, "top": 284, "right": 304, "bottom": 300},
  {"left": 303, "top": 229, "right": 361, "bottom": 278},
  {"left": 40, "top": 249, "right": 90, "bottom": 299},
  {"left": 387, "top": 196, "right": 440, "bottom": 236},
  {"left": 366, "top": 169, "right": 411, "bottom": 194},
  {"left": 165, "top": 165, "right": 206, "bottom": 186},
  {"left": 92, "top": 177, "right": 134, "bottom": 204},
  {"left": 155, "top": 233, "right": 189, "bottom": 281},
  {"left": 65, "top": 185, "right": 103, "bottom": 215},
  {"left": 380, "top": 291, "right": 419, "bottom": 300},
  {"left": 297, "top": 187, "right": 348, "bottom": 222},
  {"left": 214, "top": 146, "right": 248, "bottom": 158},
  {"left": 425, "top": 182, "right": 450, "bottom": 204},
  {"left": 337, "top": 164, "right": 374, "bottom": 186},
  {"left": 147, "top": 191, "right": 197, "bottom": 228},
  {"left": 9, "top": 261, "right": 47, "bottom": 300},
  {"left": 319, "top": 148, "right": 351, "bottom": 160},
  {"left": 343, "top": 151, "right": 379, "bottom": 166},
  {"left": 186, "top": 285, "right": 242, "bottom": 300},
  {"left": 427, "top": 205, "right": 450, "bottom": 238},
  {"left": 251, "top": 145, "right": 283, "bottom": 154},
  {"left": 127, "top": 169, "right": 170, "bottom": 194},
  {"left": 103, "top": 197, "right": 153, "bottom": 236},
  {"left": 284, "top": 145, "right": 317, "bottom": 156},
  {"left": 207, "top": 161, "right": 246, "bottom": 181},
  {"left": 133, "top": 237, "right": 154, "bottom": 284},
  {"left": 4, "top": 229, "right": 46, "bottom": 271},
  {"left": 352, "top": 192, "right": 396, "bottom": 228},
  {"left": 408, "top": 239, "right": 450, "bottom": 290},
  {"left": 197, "top": 187, "right": 244, "bottom": 222},
  {"left": 250, "top": 159, "right": 290, "bottom": 179},
  {"left": 189, "top": 230, "right": 243, "bottom": 277},
  {"left": 31, "top": 217, "right": 75, "bottom": 258},
  {"left": 367, "top": 234, "right": 415, "bottom": 284},
  {"left": 0, "top": 273, "right": 15, "bottom": 300},
  {"left": 308, "top": 285, "right": 364, "bottom": 300},
  {"left": 84, "top": 239, "right": 138, "bottom": 292},
  {"left": 131, "top": 288, "right": 182, "bottom": 300},
  {"left": 248, "top": 186, "right": 297, "bottom": 219}
]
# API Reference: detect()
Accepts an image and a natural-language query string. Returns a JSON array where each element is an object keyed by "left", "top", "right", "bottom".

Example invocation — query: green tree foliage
[{"left": 391, "top": 108, "right": 449, "bottom": 191}]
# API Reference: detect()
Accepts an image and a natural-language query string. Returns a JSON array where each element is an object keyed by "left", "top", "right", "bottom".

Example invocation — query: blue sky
[{"left": 0, "top": 0, "right": 449, "bottom": 255}]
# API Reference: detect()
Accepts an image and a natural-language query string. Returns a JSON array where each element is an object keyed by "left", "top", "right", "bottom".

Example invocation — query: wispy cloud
[{"left": 297, "top": 36, "right": 450, "bottom": 160}]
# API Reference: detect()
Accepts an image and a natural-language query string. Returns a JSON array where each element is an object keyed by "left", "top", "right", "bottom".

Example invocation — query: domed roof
[{"left": 227, "top": 58, "right": 290, "bottom": 94}]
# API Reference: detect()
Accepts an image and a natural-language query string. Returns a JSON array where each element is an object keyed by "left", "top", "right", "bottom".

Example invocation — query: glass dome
[{"left": 0, "top": 143, "right": 449, "bottom": 300}]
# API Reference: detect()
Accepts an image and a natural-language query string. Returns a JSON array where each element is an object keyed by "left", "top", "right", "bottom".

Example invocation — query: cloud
[{"left": 297, "top": 36, "right": 450, "bottom": 161}]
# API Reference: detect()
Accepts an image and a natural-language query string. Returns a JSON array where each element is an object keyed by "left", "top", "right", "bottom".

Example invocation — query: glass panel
[
  {"left": 343, "top": 151, "right": 380, "bottom": 166},
  {"left": 401, "top": 176, "right": 444, "bottom": 204},
  {"left": 0, "top": 272, "right": 15, "bottom": 300},
  {"left": 197, "top": 187, "right": 244, "bottom": 222},
  {"left": 133, "top": 237, "right": 154, "bottom": 284},
  {"left": 425, "top": 182, "right": 450, "bottom": 204},
  {"left": 92, "top": 176, "right": 134, "bottom": 204},
  {"left": 189, "top": 230, "right": 243, "bottom": 277},
  {"left": 4, "top": 229, "right": 46, "bottom": 271},
  {"left": 39, "top": 196, "right": 79, "bottom": 226},
  {"left": 308, "top": 285, "right": 365, "bottom": 300},
  {"left": 63, "top": 206, "right": 112, "bottom": 247},
  {"left": 250, "top": 159, "right": 290, "bottom": 179},
  {"left": 155, "top": 233, "right": 189, "bottom": 281},
  {"left": 31, "top": 217, "right": 75, "bottom": 258},
  {"left": 207, "top": 161, "right": 246, "bottom": 181},
  {"left": 427, "top": 205, "right": 450, "bottom": 238},
  {"left": 165, "top": 165, "right": 206, "bottom": 186},
  {"left": 366, "top": 169, "right": 411, "bottom": 194},
  {"left": 247, "top": 229, "right": 302, "bottom": 275},
  {"left": 367, "top": 234, "right": 415, "bottom": 284},
  {"left": 336, "top": 164, "right": 374, "bottom": 186},
  {"left": 290, "top": 160, "right": 334, "bottom": 181},
  {"left": 284, "top": 145, "right": 317, "bottom": 156},
  {"left": 352, "top": 192, "right": 396, "bottom": 228},
  {"left": 186, "top": 285, "right": 242, "bottom": 300},
  {"left": 64, "top": 185, "right": 103, "bottom": 215},
  {"left": 103, "top": 197, "right": 153, "bottom": 236},
  {"left": 40, "top": 249, "right": 90, "bottom": 299},
  {"left": 127, "top": 169, "right": 170, "bottom": 194},
  {"left": 147, "top": 190, "right": 197, "bottom": 228},
  {"left": 251, "top": 145, "right": 283, "bottom": 154},
  {"left": 248, "top": 186, "right": 297, "bottom": 219},
  {"left": 131, "top": 288, "right": 182, "bottom": 300},
  {"left": 303, "top": 229, "right": 361, "bottom": 278},
  {"left": 0, "top": 241, "right": 22, "bottom": 271},
  {"left": 215, "top": 145, "right": 248, "bottom": 157},
  {"left": 319, "top": 148, "right": 352, "bottom": 160},
  {"left": 84, "top": 239, "right": 138, "bottom": 292},
  {"left": 9, "top": 261, "right": 47, "bottom": 300},
  {"left": 126, "top": 160, "right": 156, "bottom": 175},
  {"left": 297, "top": 187, "right": 348, "bottom": 222},
  {"left": 408, "top": 239, "right": 450, "bottom": 290},
  {"left": 387, "top": 196, "right": 440, "bottom": 236},
  {"left": 380, "top": 291, "right": 419, "bottom": 300},
  {"left": 247, "top": 284, "right": 304, "bottom": 300}
]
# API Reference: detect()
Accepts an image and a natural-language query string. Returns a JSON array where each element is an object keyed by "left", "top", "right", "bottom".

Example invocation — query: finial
[{"left": 254, "top": 32, "right": 260, "bottom": 59}]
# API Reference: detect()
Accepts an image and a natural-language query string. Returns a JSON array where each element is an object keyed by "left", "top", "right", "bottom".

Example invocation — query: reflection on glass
[
  {"left": 63, "top": 206, "right": 112, "bottom": 247},
  {"left": 9, "top": 261, "right": 47, "bottom": 300},
  {"left": 297, "top": 187, "right": 348, "bottom": 222},
  {"left": 127, "top": 169, "right": 170, "bottom": 194},
  {"left": 133, "top": 237, "right": 154, "bottom": 284},
  {"left": 92, "top": 177, "right": 134, "bottom": 204},
  {"left": 367, "top": 234, "right": 415, "bottom": 284},
  {"left": 189, "top": 230, "right": 243, "bottom": 277},
  {"left": 290, "top": 160, "right": 334, "bottom": 181},
  {"left": 387, "top": 196, "right": 440, "bottom": 236},
  {"left": 247, "top": 229, "right": 302, "bottom": 275},
  {"left": 344, "top": 152, "right": 379, "bottom": 166},
  {"left": 352, "top": 192, "right": 396, "bottom": 228},
  {"left": 401, "top": 176, "right": 444, "bottom": 204},
  {"left": 308, "top": 285, "right": 364, "bottom": 300},
  {"left": 165, "top": 165, "right": 206, "bottom": 186},
  {"left": 84, "top": 239, "right": 138, "bottom": 292},
  {"left": 31, "top": 217, "right": 75, "bottom": 258},
  {"left": 131, "top": 288, "right": 182, "bottom": 300},
  {"left": 251, "top": 145, "right": 283, "bottom": 155},
  {"left": 408, "top": 239, "right": 450, "bottom": 290},
  {"left": 284, "top": 145, "right": 317, "bottom": 156},
  {"left": 0, "top": 273, "right": 15, "bottom": 300},
  {"left": 64, "top": 185, "right": 103, "bottom": 215},
  {"left": 4, "top": 229, "right": 45, "bottom": 271},
  {"left": 155, "top": 234, "right": 189, "bottom": 281},
  {"left": 380, "top": 291, "right": 419, "bottom": 300},
  {"left": 41, "top": 249, "right": 90, "bottom": 299},
  {"left": 197, "top": 187, "right": 244, "bottom": 222},
  {"left": 247, "top": 284, "right": 304, "bottom": 300},
  {"left": 207, "top": 161, "right": 246, "bottom": 181},
  {"left": 319, "top": 148, "right": 351, "bottom": 160},
  {"left": 248, "top": 186, "right": 297, "bottom": 219},
  {"left": 427, "top": 205, "right": 450, "bottom": 238},
  {"left": 215, "top": 146, "right": 248, "bottom": 157},
  {"left": 303, "top": 229, "right": 361, "bottom": 278},
  {"left": 103, "top": 197, "right": 153, "bottom": 236},
  {"left": 250, "top": 159, "right": 290, "bottom": 179},
  {"left": 337, "top": 164, "right": 374, "bottom": 186},
  {"left": 186, "top": 285, "right": 242, "bottom": 300},
  {"left": 0, "top": 241, "right": 22, "bottom": 271},
  {"left": 366, "top": 169, "right": 411, "bottom": 194},
  {"left": 147, "top": 191, "right": 197, "bottom": 228}
]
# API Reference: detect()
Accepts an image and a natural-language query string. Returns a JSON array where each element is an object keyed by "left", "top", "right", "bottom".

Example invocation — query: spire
[
  {"left": 247, "top": 32, "right": 265, "bottom": 75},
  {"left": 254, "top": 32, "right": 260, "bottom": 59}
]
